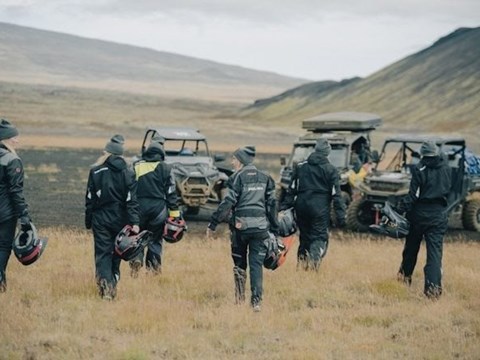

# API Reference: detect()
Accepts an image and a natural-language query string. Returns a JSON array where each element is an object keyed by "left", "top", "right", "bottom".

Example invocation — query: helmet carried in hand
[
  {"left": 263, "top": 233, "right": 295, "bottom": 270},
  {"left": 163, "top": 217, "right": 187, "bottom": 243},
  {"left": 369, "top": 202, "right": 410, "bottom": 239},
  {"left": 13, "top": 222, "right": 48, "bottom": 266},
  {"left": 115, "top": 225, "right": 152, "bottom": 261}
]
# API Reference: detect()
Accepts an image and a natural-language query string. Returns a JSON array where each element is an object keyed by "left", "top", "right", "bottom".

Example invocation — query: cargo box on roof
[{"left": 302, "top": 112, "right": 383, "bottom": 132}]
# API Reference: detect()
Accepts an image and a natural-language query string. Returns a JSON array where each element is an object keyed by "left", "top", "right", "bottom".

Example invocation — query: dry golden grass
[{"left": 1, "top": 228, "right": 479, "bottom": 360}]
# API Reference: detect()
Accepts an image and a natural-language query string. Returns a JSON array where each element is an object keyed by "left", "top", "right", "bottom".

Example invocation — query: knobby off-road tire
[
  {"left": 346, "top": 198, "right": 372, "bottom": 232},
  {"left": 462, "top": 199, "right": 480, "bottom": 232}
]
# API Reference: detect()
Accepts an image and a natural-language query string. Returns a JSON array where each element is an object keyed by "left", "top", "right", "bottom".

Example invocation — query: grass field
[{"left": 1, "top": 227, "right": 479, "bottom": 360}]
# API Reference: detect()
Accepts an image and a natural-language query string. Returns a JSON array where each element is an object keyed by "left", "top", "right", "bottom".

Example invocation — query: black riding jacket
[
  {"left": 0, "top": 146, "right": 29, "bottom": 223},
  {"left": 400, "top": 155, "right": 452, "bottom": 214},
  {"left": 133, "top": 147, "right": 178, "bottom": 213},
  {"left": 283, "top": 152, "right": 345, "bottom": 222},
  {"left": 209, "top": 164, "right": 279, "bottom": 234},
  {"left": 85, "top": 155, "right": 140, "bottom": 229}
]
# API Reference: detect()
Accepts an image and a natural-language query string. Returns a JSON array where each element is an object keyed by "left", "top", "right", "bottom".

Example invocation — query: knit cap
[
  {"left": 0, "top": 119, "right": 19, "bottom": 140},
  {"left": 105, "top": 134, "right": 125, "bottom": 155},
  {"left": 315, "top": 138, "right": 331, "bottom": 156},
  {"left": 233, "top": 145, "right": 256, "bottom": 165},
  {"left": 151, "top": 134, "right": 165, "bottom": 145},
  {"left": 420, "top": 141, "right": 438, "bottom": 157}
]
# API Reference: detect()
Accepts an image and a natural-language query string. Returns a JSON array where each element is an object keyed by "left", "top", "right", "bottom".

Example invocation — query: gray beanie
[
  {"left": 420, "top": 141, "right": 438, "bottom": 157},
  {"left": 315, "top": 138, "right": 331, "bottom": 156},
  {"left": 233, "top": 145, "right": 256, "bottom": 165},
  {"left": 151, "top": 134, "right": 165, "bottom": 145},
  {"left": 0, "top": 119, "right": 19, "bottom": 141},
  {"left": 105, "top": 134, "right": 125, "bottom": 155}
]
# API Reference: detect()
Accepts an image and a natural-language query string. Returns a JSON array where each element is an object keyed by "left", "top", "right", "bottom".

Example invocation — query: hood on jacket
[
  {"left": 420, "top": 155, "right": 445, "bottom": 169},
  {"left": 307, "top": 151, "right": 330, "bottom": 166},
  {"left": 105, "top": 155, "right": 127, "bottom": 172},
  {"left": 143, "top": 145, "right": 165, "bottom": 162}
]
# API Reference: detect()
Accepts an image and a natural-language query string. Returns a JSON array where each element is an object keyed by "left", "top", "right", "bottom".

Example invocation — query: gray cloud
[
  {"left": 80, "top": 0, "right": 480, "bottom": 23},
  {"left": 0, "top": 0, "right": 478, "bottom": 80},
  {"left": 4, "top": 0, "right": 478, "bottom": 24}
]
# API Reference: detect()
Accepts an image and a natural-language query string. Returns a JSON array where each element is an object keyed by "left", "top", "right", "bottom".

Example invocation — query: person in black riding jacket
[
  {"left": 397, "top": 140, "right": 452, "bottom": 299},
  {"left": 129, "top": 141, "right": 180, "bottom": 276},
  {"left": 281, "top": 138, "right": 346, "bottom": 271},
  {"left": 85, "top": 134, "right": 140, "bottom": 300},
  {"left": 0, "top": 119, "right": 32, "bottom": 293},
  {"left": 206, "top": 146, "right": 279, "bottom": 312}
]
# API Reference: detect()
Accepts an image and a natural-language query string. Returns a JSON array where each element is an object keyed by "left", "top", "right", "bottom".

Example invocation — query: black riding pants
[
  {"left": 295, "top": 193, "right": 330, "bottom": 262},
  {"left": 230, "top": 230, "right": 269, "bottom": 305},
  {"left": 92, "top": 218, "right": 121, "bottom": 289},
  {"left": 0, "top": 218, "right": 16, "bottom": 283},
  {"left": 400, "top": 204, "right": 448, "bottom": 295},
  {"left": 135, "top": 201, "right": 168, "bottom": 270}
]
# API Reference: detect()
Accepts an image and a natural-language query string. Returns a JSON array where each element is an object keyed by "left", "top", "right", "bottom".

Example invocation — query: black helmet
[
  {"left": 13, "top": 222, "right": 48, "bottom": 266},
  {"left": 163, "top": 217, "right": 187, "bottom": 243},
  {"left": 369, "top": 202, "right": 410, "bottom": 239},
  {"left": 278, "top": 208, "right": 297, "bottom": 237},
  {"left": 115, "top": 226, "right": 152, "bottom": 261}
]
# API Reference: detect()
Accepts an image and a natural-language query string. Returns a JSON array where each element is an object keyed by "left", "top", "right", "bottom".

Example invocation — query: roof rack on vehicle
[{"left": 302, "top": 112, "right": 382, "bottom": 132}]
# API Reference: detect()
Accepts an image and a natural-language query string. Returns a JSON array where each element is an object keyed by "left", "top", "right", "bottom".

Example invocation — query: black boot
[
  {"left": 146, "top": 257, "right": 162, "bottom": 275},
  {"left": 0, "top": 271, "right": 6, "bottom": 293},
  {"left": 233, "top": 266, "right": 246, "bottom": 304}
]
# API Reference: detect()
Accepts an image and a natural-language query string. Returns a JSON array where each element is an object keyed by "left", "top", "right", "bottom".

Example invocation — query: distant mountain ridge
[
  {"left": 242, "top": 26, "right": 480, "bottom": 145},
  {"left": 0, "top": 21, "right": 306, "bottom": 102}
]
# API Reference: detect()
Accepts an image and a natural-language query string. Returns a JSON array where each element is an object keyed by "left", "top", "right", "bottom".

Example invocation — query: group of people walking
[
  {"left": 0, "top": 119, "right": 452, "bottom": 308},
  {"left": 85, "top": 134, "right": 179, "bottom": 300}
]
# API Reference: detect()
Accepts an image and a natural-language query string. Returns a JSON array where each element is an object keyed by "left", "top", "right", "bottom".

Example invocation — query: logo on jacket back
[{"left": 247, "top": 186, "right": 264, "bottom": 191}]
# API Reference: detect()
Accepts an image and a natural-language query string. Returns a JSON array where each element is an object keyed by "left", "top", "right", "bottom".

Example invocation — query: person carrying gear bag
[
  {"left": 281, "top": 138, "right": 346, "bottom": 271},
  {"left": 206, "top": 146, "right": 279, "bottom": 312},
  {"left": 397, "top": 141, "right": 452, "bottom": 300},
  {"left": 0, "top": 119, "right": 33, "bottom": 293},
  {"left": 130, "top": 141, "right": 180, "bottom": 276},
  {"left": 85, "top": 134, "right": 140, "bottom": 300}
]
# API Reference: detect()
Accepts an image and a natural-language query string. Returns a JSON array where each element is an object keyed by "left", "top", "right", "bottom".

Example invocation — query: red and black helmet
[
  {"left": 163, "top": 217, "right": 187, "bottom": 243},
  {"left": 13, "top": 222, "right": 48, "bottom": 266},
  {"left": 264, "top": 233, "right": 296, "bottom": 270},
  {"left": 115, "top": 225, "right": 152, "bottom": 261}
]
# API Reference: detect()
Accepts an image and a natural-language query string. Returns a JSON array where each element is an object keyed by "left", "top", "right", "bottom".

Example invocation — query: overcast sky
[{"left": 1, "top": 1, "right": 478, "bottom": 80}]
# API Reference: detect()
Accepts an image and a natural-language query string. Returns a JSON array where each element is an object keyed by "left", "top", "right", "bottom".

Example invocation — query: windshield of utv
[
  {"left": 289, "top": 144, "right": 348, "bottom": 169},
  {"left": 378, "top": 141, "right": 464, "bottom": 173},
  {"left": 163, "top": 139, "right": 209, "bottom": 157}
]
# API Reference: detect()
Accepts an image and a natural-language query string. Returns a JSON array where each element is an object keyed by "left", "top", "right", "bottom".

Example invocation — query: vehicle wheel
[
  {"left": 346, "top": 198, "right": 374, "bottom": 232},
  {"left": 331, "top": 191, "right": 351, "bottom": 227},
  {"left": 461, "top": 199, "right": 480, "bottom": 231},
  {"left": 185, "top": 206, "right": 200, "bottom": 216}
]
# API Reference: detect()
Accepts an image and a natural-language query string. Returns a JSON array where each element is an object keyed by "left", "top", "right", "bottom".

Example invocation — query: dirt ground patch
[{"left": 20, "top": 148, "right": 285, "bottom": 230}]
